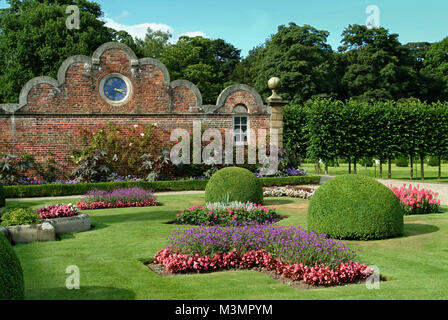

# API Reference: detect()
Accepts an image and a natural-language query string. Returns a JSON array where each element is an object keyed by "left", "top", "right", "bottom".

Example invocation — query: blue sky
[{"left": 1, "top": 0, "right": 448, "bottom": 56}]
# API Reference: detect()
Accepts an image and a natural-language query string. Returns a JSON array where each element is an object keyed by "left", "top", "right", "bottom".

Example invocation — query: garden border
[{"left": 4, "top": 175, "right": 321, "bottom": 199}]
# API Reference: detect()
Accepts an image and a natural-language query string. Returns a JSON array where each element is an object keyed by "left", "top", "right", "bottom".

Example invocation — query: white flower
[
  {"left": 140, "top": 133, "right": 145, "bottom": 137},
  {"left": 153, "top": 123, "right": 158, "bottom": 127},
  {"left": 134, "top": 125, "right": 138, "bottom": 128},
  {"left": 129, "top": 143, "right": 133, "bottom": 147}
]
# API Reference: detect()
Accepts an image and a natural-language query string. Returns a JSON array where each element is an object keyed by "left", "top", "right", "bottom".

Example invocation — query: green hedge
[
  {"left": 0, "top": 183, "right": 4, "bottom": 207},
  {"left": 308, "top": 174, "right": 403, "bottom": 240},
  {"left": 0, "top": 233, "right": 25, "bottom": 300},
  {"left": 4, "top": 175, "right": 321, "bottom": 199},
  {"left": 205, "top": 167, "right": 264, "bottom": 204}
]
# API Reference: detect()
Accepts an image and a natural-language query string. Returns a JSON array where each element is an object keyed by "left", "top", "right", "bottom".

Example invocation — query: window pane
[
  {"left": 234, "top": 117, "right": 240, "bottom": 125},
  {"left": 241, "top": 117, "right": 247, "bottom": 125}
]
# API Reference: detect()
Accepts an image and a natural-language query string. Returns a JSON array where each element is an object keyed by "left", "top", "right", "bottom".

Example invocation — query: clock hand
[{"left": 114, "top": 88, "right": 126, "bottom": 95}]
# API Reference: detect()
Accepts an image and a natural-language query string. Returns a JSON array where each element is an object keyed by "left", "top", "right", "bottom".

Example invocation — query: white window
[{"left": 233, "top": 116, "right": 249, "bottom": 145}]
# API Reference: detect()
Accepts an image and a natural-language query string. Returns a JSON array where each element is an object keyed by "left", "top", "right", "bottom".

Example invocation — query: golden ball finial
[{"left": 268, "top": 77, "right": 281, "bottom": 90}]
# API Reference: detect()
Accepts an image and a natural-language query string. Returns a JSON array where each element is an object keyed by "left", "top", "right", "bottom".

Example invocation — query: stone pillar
[{"left": 266, "top": 77, "right": 288, "bottom": 149}]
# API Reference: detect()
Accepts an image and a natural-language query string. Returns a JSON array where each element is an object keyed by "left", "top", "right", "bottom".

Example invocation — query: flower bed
[
  {"left": 36, "top": 204, "right": 79, "bottom": 219},
  {"left": 389, "top": 184, "right": 440, "bottom": 215},
  {"left": 174, "top": 202, "right": 280, "bottom": 225},
  {"left": 76, "top": 187, "right": 159, "bottom": 210},
  {"left": 263, "top": 186, "right": 316, "bottom": 199},
  {"left": 154, "top": 223, "right": 372, "bottom": 286}
]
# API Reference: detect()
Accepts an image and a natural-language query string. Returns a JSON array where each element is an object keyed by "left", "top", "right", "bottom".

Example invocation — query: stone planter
[
  {"left": 0, "top": 223, "right": 56, "bottom": 244},
  {"left": 42, "top": 214, "right": 91, "bottom": 235}
]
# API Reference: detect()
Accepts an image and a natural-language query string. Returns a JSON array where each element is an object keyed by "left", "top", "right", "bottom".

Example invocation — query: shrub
[
  {"left": 0, "top": 182, "right": 5, "bottom": 207},
  {"left": 359, "top": 158, "right": 373, "bottom": 167},
  {"left": 0, "top": 208, "right": 41, "bottom": 227},
  {"left": 37, "top": 204, "right": 80, "bottom": 220},
  {"left": 389, "top": 184, "right": 440, "bottom": 215},
  {"left": 175, "top": 202, "right": 279, "bottom": 225},
  {"left": 395, "top": 157, "right": 409, "bottom": 167},
  {"left": 0, "top": 233, "right": 25, "bottom": 300},
  {"left": 205, "top": 167, "right": 263, "bottom": 204},
  {"left": 308, "top": 175, "right": 404, "bottom": 240},
  {"left": 427, "top": 156, "right": 439, "bottom": 167}
]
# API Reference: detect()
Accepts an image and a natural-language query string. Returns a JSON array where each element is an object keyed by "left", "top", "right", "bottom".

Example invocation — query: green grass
[
  {"left": 5, "top": 195, "right": 448, "bottom": 300},
  {"left": 302, "top": 162, "right": 448, "bottom": 183}
]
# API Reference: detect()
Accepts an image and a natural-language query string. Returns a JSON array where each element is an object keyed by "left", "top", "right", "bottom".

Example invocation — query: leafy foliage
[
  {"left": 0, "top": 232, "right": 24, "bottom": 300},
  {"left": 308, "top": 175, "right": 404, "bottom": 240},
  {"left": 205, "top": 167, "right": 263, "bottom": 204},
  {"left": 0, "top": 208, "right": 41, "bottom": 227},
  {"left": 0, "top": 0, "right": 114, "bottom": 103}
]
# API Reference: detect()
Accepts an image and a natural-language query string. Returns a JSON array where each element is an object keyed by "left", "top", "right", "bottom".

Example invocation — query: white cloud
[
  {"left": 103, "top": 17, "right": 173, "bottom": 40},
  {"left": 103, "top": 17, "right": 206, "bottom": 42},
  {"left": 180, "top": 31, "right": 207, "bottom": 38}
]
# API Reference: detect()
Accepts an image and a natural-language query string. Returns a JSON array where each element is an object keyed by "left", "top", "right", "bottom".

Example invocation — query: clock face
[{"left": 103, "top": 77, "right": 129, "bottom": 102}]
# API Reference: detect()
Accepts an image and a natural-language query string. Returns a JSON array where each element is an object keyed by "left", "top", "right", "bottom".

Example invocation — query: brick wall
[{"left": 0, "top": 42, "right": 270, "bottom": 175}]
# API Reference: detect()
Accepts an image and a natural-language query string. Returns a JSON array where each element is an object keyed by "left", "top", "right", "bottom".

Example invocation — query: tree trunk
[
  {"left": 353, "top": 158, "right": 357, "bottom": 174},
  {"left": 438, "top": 155, "right": 442, "bottom": 180},
  {"left": 325, "top": 164, "right": 328, "bottom": 175},
  {"left": 410, "top": 154, "right": 413, "bottom": 180},
  {"left": 420, "top": 155, "right": 425, "bottom": 181},
  {"left": 388, "top": 158, "right": 392, "bottom": 179},
  {"left": 348, "top": 158, "right": 351, "bottom": 174},
  {"left": 379, "top": 159, "right": 383, "bottom": 179}
]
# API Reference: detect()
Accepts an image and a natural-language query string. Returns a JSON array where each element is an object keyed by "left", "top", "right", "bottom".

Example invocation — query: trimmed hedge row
[
  {"left": 4, "top": 175, "right": 321, "bottom": 199},
  {"left": 0, "top": 183, "right": 5, "bottom": 207}
]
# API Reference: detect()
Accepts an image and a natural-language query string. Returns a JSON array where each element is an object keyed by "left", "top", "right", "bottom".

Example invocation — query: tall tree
[
  {"left": 339, "top": 24, "right": 418, "bottom": 101},
  {"left": 135, "top": 27, "right": 172, "bottom": 59},
  {"left": 0, "top": 0, "right": 115, "bottom": 103},
  {"left": 251, "top": 23, "right": 338, "bottom": 104},
  {"left": 160, "top": 36, "right": 241, "bottom": 104},
  {"left": 422, "top": 37, "right": 448, "bottom": 101}
]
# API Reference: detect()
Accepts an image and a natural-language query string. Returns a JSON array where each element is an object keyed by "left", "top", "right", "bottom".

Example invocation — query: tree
[
  {"left": 135, "top": 27, "right": 172, "bottom": 59},
  {"left": 251, "top": 23, "right": 338, "bottom": 104},
  {"left": 422, "top": 37, "right": 448, "bottom": 101},
  {"left": 283, "top": 104, "right": 309, "bottom": 166},
  {"left": 0, "top": 0, "right": 115, "bottom": 103},
  {"left": 339, "top": 24, "right": 418, "bottom": 101},
  {"left": 160, "top": 36, "right": 241, "bottom": 104}
]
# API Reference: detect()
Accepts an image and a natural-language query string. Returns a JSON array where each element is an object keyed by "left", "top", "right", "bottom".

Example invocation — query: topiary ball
[
  {"left": 0, "top": 183, "right": 5, "bottom": 207},
  {"left": 205, "top": 167, "right": 263, "bottom": 204},
  {"left": 307, "top": 174, "right": 403, "bottom": 240},
  {"left": 0, "top": 233, "right": 25, "bottom": 300}
]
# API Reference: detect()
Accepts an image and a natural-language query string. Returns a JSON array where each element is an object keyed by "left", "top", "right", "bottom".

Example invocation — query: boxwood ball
[
  {"left": 0, "top": 233, "right": 25, "bottom": 300},
  {"left": 307, "top": 174, "right": 403, "bottom": 240},
  {"left": 205, "top": 167, "right": 263, "bottom": 204}
]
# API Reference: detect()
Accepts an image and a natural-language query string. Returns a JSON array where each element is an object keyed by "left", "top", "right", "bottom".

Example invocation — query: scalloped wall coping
[{"left": 0, "top": 42, "right": 265, "bottom": 115}]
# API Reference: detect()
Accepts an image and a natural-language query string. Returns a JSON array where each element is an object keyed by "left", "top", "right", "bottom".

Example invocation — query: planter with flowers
[{"left": 37, "top": 204, "right": 91, "bottom": 235}]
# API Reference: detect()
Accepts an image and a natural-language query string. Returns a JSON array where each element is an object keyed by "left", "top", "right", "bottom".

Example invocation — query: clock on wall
[{"left": 99, "top": 73, "right": 132, "bottom": 106}]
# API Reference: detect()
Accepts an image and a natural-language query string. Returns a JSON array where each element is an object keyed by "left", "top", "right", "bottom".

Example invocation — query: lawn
[
  {"left": 302, "top": 162, "right": 448, "bottom": 183},
  {"left": 7, "top": 194, "right": 448, "bottom": 300}
]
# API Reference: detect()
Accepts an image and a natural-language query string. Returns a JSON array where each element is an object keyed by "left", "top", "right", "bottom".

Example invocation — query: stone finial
[{"left": 266, "top": 77, "right": 284, "bottom": 103}]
